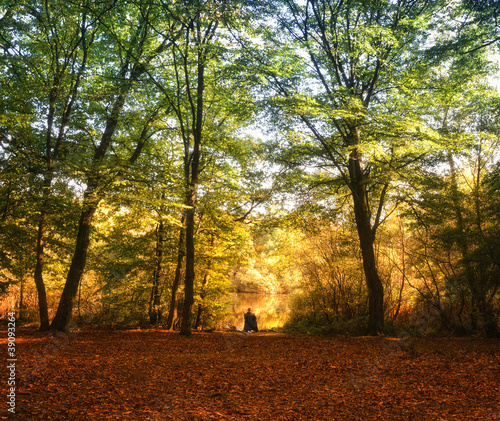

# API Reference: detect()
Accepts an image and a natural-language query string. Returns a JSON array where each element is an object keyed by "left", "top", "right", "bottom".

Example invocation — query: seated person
[{"left": 243, "top": 307, "right": 258, "bottom": 332}]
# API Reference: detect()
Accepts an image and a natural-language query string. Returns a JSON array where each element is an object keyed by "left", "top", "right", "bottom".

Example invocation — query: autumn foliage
[{"left": 2, "top": 328, "right": 499, "bottom": 420}]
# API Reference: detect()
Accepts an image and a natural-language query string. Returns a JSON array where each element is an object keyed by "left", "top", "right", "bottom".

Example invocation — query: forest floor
[{"left": 1, "top": 327, "right": 499, "bottom": 420}]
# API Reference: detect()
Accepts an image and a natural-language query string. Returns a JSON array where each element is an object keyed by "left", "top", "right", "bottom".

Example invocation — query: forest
[{"left": 1, "top": 0, "right": 500, "bottom": 339}]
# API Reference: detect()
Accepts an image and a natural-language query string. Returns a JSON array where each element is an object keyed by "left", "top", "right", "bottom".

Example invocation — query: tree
[
  {"left": 255, "top": 0, "right": 447, "bottom": 334},
  {"left": 149, "top": 0, "right": 254, "bottom": 336},
  {"left": 50, "top": 1, "right": 179, "bottom": 331},
  {"left": 457, "top": 0, "right": 500, "bottom": 53},
  {"left": 0, "top": 0, "right": 101, "bottom": 328},
  {"left": 402, "top": 57, "right": 500, "bottom": 336},
  {"left": 0, "top": 164, "right": 35, "bottom": 303}
]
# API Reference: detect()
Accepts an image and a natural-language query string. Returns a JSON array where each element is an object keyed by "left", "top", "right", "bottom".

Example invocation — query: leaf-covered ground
[{"left": 2, "top": 328, "right": 499, "bottom": 420}]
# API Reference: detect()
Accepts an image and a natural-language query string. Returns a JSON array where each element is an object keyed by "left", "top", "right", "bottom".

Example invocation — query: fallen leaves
[{"left": 2, "top": 329, "right": 499, "bottom": 420}]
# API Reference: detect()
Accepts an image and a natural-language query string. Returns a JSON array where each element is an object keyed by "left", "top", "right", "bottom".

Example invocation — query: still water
[{"left": 222, "top": 293, "right": 290, "bottom": 330}]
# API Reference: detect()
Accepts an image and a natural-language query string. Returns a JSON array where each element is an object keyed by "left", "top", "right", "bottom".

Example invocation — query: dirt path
[{"left": 1, "top": 328, "right": 499, "bottom": 420}]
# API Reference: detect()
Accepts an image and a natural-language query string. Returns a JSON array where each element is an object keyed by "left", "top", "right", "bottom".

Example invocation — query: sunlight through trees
[{"left": 1, "top": 0, "right": 499, "bottom": 337}]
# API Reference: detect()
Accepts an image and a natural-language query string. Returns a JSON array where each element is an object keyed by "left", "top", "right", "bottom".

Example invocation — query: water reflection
[{"left": 222, "top": 293, "right": 290, "bottom": 330}]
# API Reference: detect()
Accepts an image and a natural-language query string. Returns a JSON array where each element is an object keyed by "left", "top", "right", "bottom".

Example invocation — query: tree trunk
[
  {"left": 166, "top": 216, "right": 185, "bottom": 330},
  {"left": 394, "top": 213, "right": 406, "bottom": 320},
  {"left": 33, "top": 13, "right": 89, "bottom": 330},
  {"left": 50, "top": 191, "right": 98, "bottom": 331},
  {"left": 149, "top": 220, "right": 164, "bottom": 325},
  {"left": 34, "top": 205, "right": 50, "bottom": 330},
  {"left": 180, "top": 45, "right": 205, "bottom": 336},
  {"left": 180, "top": 203, "right": 197, "bottom": 336},
  {"left": 349, "top": 147, "right": 384, "bottom": 335},
  {"left": 194, "top": 273, "right": 208, "bottom": 329},
  {"left": 33, "top": 84, "right": 57, "bottom": 331},
  {"left": 49, "top": 43, "right": 149, "bottom": 331},
  {"left": 19, "top": 276, "right": 25, "bottom": 314}
]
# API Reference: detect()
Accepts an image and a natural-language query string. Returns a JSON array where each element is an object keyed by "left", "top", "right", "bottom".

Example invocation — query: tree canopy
[{"left": 1, "top": 0, "right": 499, "bottom": 337}]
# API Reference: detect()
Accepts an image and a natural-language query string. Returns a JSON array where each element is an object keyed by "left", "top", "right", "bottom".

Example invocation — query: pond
[{"left": 221, "top": 293, "right": 291, "bottom": 330}]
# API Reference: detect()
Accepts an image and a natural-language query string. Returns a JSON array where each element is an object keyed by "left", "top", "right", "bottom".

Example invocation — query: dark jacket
[{"left": 244, "top": 311, "right": 258, "bottom": 332}]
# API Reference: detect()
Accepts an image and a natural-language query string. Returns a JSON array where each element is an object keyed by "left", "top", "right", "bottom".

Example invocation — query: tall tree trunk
[
  {"left": 34, "top": 202, "right": 50, "bottom": 330},
  {"left": 166, "top": 215, "right": 185, "bottom": 330},
  {"left": 349, "top": 147, "right": 384, "bottom": 335},
  {"left": 394, "top": 213, "right": 406, "bottom": 320},
  {"left": 180, "top": 44, "right": 205, "bottom": 336},
  {"left": 180, "top": 201, "right": 197, "bottom": 336},
  {"left": 49, "top": 42, "right": 149, "bottom": 331},
  {"left": 33, "top": 10, "right": 89, "bottom": 330},
  {"left": 33, "top": 83, "right": 57, "bottom": 331},
  {"left": 50, "top": 190, "right": 99, "bottom": 331},
  {"left": 149, "top": 220, "right": 164, "bottom": 325}
]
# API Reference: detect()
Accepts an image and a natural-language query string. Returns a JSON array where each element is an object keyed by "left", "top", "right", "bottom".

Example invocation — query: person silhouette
[{"left": 243, "top": 307, "right": 258, "bottom": 332}]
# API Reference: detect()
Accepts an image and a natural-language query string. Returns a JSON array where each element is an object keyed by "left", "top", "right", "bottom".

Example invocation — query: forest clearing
[
  {"left": 1, "top": 0, "right": 500, "bottom": 418},
  {"left": 2, "top": 328, "right": 499, "bottom": 421},
  {"left": 2, "top": 0, "right": 500, "bottom": 340}
]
